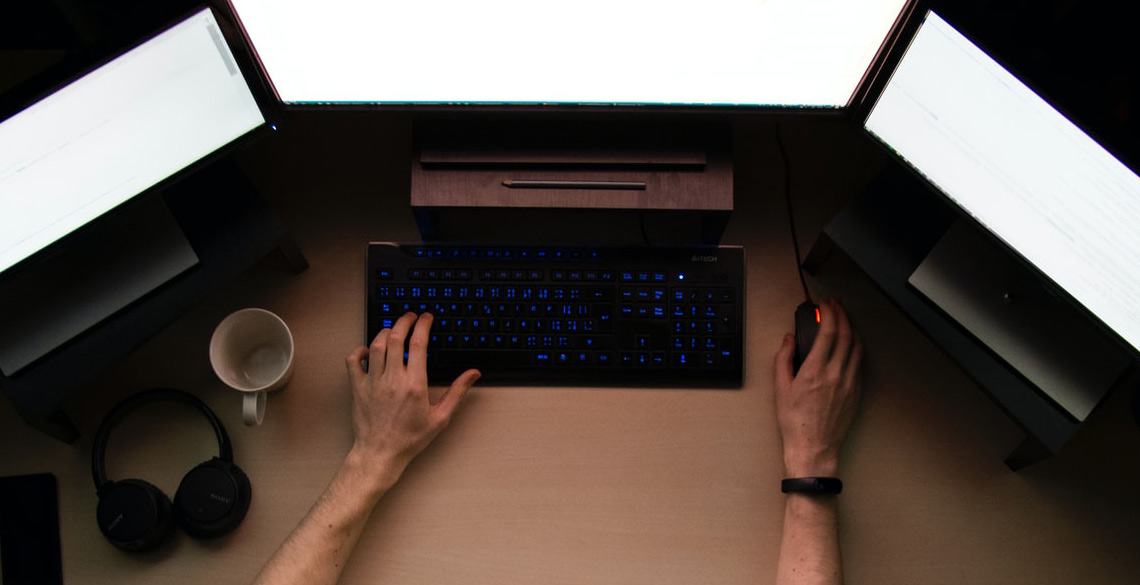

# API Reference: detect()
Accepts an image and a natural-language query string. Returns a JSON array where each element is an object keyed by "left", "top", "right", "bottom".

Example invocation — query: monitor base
[
  {"left": 908, "top": 220, "right": 1130, "bottom": 422},
  {"left": 0, "top": 197, "right": 198, "bottom": 376}
]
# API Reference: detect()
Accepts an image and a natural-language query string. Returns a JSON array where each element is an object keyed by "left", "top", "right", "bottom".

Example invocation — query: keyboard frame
[{"left": 367, "top": 242, "right": 745, "bottom": 388}]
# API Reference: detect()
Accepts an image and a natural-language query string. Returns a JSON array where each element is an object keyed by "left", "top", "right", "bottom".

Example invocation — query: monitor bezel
[
  {"left": 0, "top": 3, "right": 277, "bottom": 280},
  {"left": 853, "top": 5, "right": 1140, "bottom": 362}
]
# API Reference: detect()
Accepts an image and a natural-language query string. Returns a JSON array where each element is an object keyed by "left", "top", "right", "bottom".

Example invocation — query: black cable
[{"left": 775, "top": 124, "right": 813, "bottom": 303}]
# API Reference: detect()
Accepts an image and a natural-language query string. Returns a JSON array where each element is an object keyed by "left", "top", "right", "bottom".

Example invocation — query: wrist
[
  {"left": 782, "top": 448, "right": 839, "bottom": 478},
  {"left": 342, "top": 447, "right": 405, "bottom": 499}
]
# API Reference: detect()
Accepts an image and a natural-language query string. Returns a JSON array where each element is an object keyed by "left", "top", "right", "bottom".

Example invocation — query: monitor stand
[
  {"left": 0, "top": 196, "right": 198, "bottom": 376},
  {"left": 1, "top": 158, "right": 306, "bottom": 443},
  {"left": 803, "top": 163, "right": 1140, "bottom": 469},
  {"left": 908, "top": 220, "right": 1131, "bottom": 422}
]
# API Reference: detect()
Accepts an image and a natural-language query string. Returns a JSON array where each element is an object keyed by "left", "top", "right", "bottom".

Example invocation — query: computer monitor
[
  {"left": 863, "top": 10, "right": 1140, "bottom": 361},
  {"left": 0, "top": 6, "right": 268, "bottom": 375},
  {"left": 0, "top": 6, "right": 265, "bottom": 276},
  {"left": 226, "top": 0, "right": 912, "bottom": 110}
]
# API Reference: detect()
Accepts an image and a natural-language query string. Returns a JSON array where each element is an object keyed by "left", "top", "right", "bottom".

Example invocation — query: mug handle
[{"left": 243, "top": 391, "right": 266, "bottom": 426}]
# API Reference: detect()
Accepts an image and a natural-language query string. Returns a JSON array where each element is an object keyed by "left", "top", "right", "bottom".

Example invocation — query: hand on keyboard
[{"left": 344, "top": 312, "right": 481, "bottom": 488}]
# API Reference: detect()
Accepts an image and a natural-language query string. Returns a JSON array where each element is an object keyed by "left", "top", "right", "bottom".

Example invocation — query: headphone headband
[{"left": 91, "top": 389, "right": 233, "bottom": 491}]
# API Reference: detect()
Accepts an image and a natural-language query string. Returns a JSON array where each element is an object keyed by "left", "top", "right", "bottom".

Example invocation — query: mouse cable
[{"left": 776, "top": 124, "right": 813, "bottom": 303}]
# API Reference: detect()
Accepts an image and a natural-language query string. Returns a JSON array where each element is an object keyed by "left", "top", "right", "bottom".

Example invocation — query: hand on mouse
[{"left": 773, "top": 299, "right": 863, "bottom": 477}]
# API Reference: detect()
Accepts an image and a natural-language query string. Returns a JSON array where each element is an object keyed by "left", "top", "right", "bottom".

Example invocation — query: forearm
[
  {"left": 776, "top": 448, "right": 843, "bottom": 585},
  {"left": 772, "top": 300, "right": 860, "bottom": 585},
  {"left": 252, "top": 450, "right": 400, "bottom": 585},
  {"left": 776, "top": 494, "right": 842, "bottom": 585}
]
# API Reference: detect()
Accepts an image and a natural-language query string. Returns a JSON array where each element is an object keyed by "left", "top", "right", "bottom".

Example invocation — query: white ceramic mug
[{"left": 209, "top": 308, "right": 295, "bottom": 426}]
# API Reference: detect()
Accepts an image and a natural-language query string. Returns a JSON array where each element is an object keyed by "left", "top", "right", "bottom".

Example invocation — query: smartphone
[{"left": 0, "top": 473, "right": 64, "bottom": 585}]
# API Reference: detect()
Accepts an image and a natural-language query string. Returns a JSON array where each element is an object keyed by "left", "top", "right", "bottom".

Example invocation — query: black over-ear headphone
[{"left": 92, "top": 389, "right": 252, "bottom": 552}]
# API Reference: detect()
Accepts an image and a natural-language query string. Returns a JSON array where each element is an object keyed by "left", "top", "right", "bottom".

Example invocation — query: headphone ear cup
[
  {"left": 173, "top": 458, "right": 252, "bottom": 539},
  {"left": 96, "top": 479, "right": 175, "bottom": 552}
]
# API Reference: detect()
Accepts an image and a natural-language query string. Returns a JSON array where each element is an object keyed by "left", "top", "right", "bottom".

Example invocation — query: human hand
[
  {"left": 773, "top": 299, "right": 863, "bottom": 477},
  {"left": 344, "top": 312, "right": 480, "bottom": 490}
]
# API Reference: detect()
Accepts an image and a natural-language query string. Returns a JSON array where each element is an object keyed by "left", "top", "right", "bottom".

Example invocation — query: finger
[
  {"left": 405, "top": 312, "right": 434, "bottom": 380},
  {"left": 346, "top": 345, "right": 369, "bottom": 380},
  {"left": 826, "top": 300, "right": 854, "bottom": 377},
  {"left": 385, "top": 312, "right": 417, "bottom": 374},
  {"left": 774, "top": 333, "right": 796, "bottom": 390},
  {"left": 842, "top": 334, "right": 865, "bottom": 393},
  {"left": 433, "top": 368, "right": 481, "bottom": 425},
  {"left": 369, "top": 328, "right": 391, "bottom": 377},
  {"left": 804, "top": 300, "right": 838, "bottom": 370}
]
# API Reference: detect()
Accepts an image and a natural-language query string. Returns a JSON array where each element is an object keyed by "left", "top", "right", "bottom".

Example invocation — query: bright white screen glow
[
  {"left": 0, "top": 8, "right": 265, "bottom": 274},
  {"left": 866, "top": 12, "right": 1140, "bottom": 353},
  {"left": 229, "top": 0, "right": 909, "bottom": 106}
]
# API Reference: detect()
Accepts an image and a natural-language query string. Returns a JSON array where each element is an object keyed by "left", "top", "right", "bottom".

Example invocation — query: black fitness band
[{"left": 781, "top": 477, "right": 843, "bottom": 495}]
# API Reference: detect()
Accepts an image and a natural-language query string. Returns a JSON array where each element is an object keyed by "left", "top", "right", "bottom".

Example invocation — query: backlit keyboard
[{"left": 367, "top": 243, "right": 745, "bottom": 387}]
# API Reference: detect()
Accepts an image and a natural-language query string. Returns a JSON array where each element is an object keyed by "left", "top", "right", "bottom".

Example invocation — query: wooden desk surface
[{"left": 2, "top": 116, "right": 1139, "bottom": 584}]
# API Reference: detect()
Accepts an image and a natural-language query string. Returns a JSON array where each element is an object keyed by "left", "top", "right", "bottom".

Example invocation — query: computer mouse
[{"left": 793, "top": 301, "right": 820, "bottom": 374}]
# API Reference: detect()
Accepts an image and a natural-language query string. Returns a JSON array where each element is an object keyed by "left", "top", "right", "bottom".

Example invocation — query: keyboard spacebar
[{"left": 432, "top": 350, "right": 533, "bottom": 368}]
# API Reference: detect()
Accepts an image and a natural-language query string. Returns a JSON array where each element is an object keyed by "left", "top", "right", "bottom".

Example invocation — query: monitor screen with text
[
  {"left": 865, "top": 11, "right": 1140, "bottom": 355},
  {"left": 0, "top": 8, "right": 265, "bottom": 275}
]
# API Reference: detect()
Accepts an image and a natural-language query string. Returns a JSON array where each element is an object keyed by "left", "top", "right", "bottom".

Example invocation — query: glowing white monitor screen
[
  {"left": 229, "top": 0, "right": 909, "bottom": 107},
  {"left": 0, "top": 8, "right": 265, "bottom": 275},
  {"left": 865, "top": 11, "right": 1140, "bottom": 354}
]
